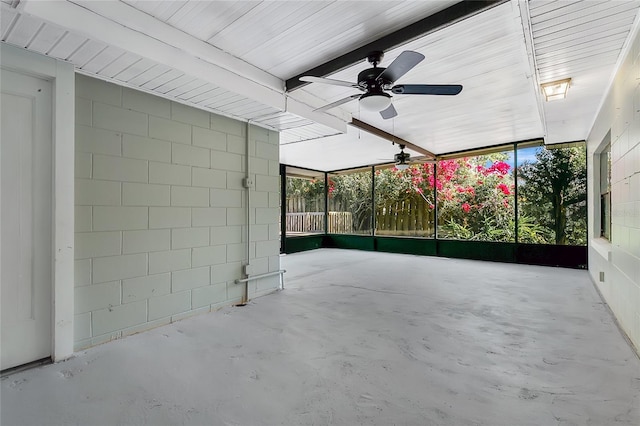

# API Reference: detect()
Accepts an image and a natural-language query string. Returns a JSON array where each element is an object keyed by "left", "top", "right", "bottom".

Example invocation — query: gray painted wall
[
  {"left": 73, "top": 75, "right": 280, "bottom": 350},
  {"left": 587, "top": 25, "right": 640, "bottom": 350}
]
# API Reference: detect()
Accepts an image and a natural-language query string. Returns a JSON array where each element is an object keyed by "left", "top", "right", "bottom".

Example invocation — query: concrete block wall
[
  {"left": 74, "top": 75, "right": 281, "bottom": 350},
  {"left": 587, "top": 25, "right": 640, "bottom": 350}
]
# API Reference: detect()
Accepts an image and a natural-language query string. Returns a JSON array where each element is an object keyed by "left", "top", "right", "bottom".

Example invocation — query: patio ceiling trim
[{"left": 286, "top": 0, "right": 507, "bottom": 92}]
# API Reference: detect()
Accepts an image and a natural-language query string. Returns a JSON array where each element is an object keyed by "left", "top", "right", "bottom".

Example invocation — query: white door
[{"left": 1, "top": 68, "right": 53, "bottom": 370}]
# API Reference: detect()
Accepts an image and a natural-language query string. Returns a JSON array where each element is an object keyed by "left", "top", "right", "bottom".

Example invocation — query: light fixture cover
[
  {"left": 360, "top": 93, "right": 392, "bottom": 111},
  {"left": 395, "top": 162, "right": 409, "bottom": 170},
  {"left": 541, "top": 78, "right": 571, "bottom": 101}
]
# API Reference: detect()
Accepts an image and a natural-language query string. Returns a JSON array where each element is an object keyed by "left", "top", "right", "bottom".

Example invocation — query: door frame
[{"left": 1, "top": 43, "right": 75, "bottom": 362}]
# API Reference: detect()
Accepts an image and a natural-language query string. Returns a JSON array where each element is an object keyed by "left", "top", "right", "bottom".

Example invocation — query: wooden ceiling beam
[
  {"left": 350, "top": 118, "right": 435, "bottom": 158},
  {"left": 286, "top": 0, "right": 506, "bottom": 91}
]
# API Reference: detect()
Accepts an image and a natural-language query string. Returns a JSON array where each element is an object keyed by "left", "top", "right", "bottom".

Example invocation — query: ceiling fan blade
[
  {"left": 379, "top": 103, "right": 398, "bottom": 119},
  {"left": 391, "top": 84, "right": 463, "bottom": 95},
  {"left": 314, "top": 94, "right": 361, "bottom": 112},
  {"left": 299, "top": 76, "right": 360, "bottom": 89},
  {"left": 376, "top": 51, "right": 425, "bottom": 83}
]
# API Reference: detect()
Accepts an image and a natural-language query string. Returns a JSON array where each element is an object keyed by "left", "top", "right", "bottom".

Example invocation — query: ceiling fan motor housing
[
  {"left": 357, "top": 68, "right": 392, "bottom": 91},
  {"left": 394, "top": 151, "right": 410, "bottom": 163}
]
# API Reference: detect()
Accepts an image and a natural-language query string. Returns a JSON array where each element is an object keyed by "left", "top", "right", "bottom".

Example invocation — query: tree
[
  {"left": 328, "top": 172, "right": 372, "bottom": 232},
  {"left": 517, "top": 146, "right": 587, "bottom": 245}
]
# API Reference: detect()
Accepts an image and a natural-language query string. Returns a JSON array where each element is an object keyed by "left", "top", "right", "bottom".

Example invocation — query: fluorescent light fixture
[
  {"left": 540, "top": 78, "right": 571, "bottom": 101},
  {"left": 360, "top": 93, "right": 392, "bottom": 111}
]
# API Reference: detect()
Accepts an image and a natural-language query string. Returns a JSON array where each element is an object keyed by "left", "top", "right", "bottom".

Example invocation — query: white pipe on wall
[
  {"left": 235, "top": 270, "right": 286, "bottom": 290},
  {"left": 243, "top": 121, "right": 252, "bottom": 304}
]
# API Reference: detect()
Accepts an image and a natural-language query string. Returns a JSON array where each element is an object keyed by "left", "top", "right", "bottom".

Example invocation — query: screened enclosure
[
  {"left": 285, "top": 167, "right": 325, "bottom": 235},
  {"left": 282, "top": 141, "right": 587, "bottom": 267}
]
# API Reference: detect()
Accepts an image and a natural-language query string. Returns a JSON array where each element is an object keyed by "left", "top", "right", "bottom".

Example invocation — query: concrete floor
[{"left": 2, "top": 249, "right": 639, "bottom": 426}]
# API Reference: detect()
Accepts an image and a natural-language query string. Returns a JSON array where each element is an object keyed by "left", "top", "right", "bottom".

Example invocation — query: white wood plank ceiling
[
  {"left": 296, "top": 2, "right": 544, "bottom": 156},
  {"left": 528, "top": 0, "right": 640, "bottom": 144},
  {"left": 1, "top": 0, "right": 639, "bottom": 171}
]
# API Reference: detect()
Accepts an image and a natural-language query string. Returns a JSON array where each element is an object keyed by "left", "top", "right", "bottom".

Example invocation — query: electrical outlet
[{"left": 243, "top": 177, "right": 254, "bottom": 188}]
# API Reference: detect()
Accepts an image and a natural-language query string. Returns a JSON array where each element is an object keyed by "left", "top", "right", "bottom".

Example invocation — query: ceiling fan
[
  {"left": 300, "top": 50, "right": 463, "bottom": 119},
  {"left": 389, "top": 144, "right": 436, "bottom": 170},
  {"left": 394, "top": 144, "right": 411, "bottom": 170}
]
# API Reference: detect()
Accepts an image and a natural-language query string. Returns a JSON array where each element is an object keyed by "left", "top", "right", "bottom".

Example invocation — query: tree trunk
[{"left": 553, "top": 191, "right": 567, "bottom": 245}]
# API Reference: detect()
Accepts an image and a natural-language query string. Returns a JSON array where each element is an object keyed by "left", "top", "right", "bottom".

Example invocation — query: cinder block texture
[
  {"left": 123, "top": 183, "right": 170, "bottom": 206},
  {"left": 75, "top": 281, "right": 120, "bottom": 314},
  {"left": 149, "top": 207, "right": 191, "bottom": 229},
  {"left": 172, "top": 102, "right": 209, "bottom": 128},
  {"left": 93, "top": 155, "right": 148, "bottom": 183},
  {"left": 149, "top": 249, "right": 191, "bottom": 274},
  {"left": 172, "top": 266, "right": 210, "bottom": 292},
  {"left": 76, "top": 125, "right": 121, "bottom": 156},
  {"left": 123, "top": 229, "right": 171, "bottom": 254},
  {"left": 92, "top": 300, "right": 147, "bottom": 336},
  {"left": 74, "top": 75, "right": 280, "bottom": 349},
  {"left": 172, "top": 227, "right": 209, "bottom": 249},
  {"left": 93, "top": 102, "right": 148, "bottom": 137},
  {"left": 75, "top": 231, "right": 121, "bottom": 259},
  {"left": 149, "top": 162, "right": 191, "bottom": 186},
  {"left": 148, "top": 291, "right": 191, "bottom": 321},
  {"left": 93, "top": 207, "right": 148, "bottom": 231},
  {"left": 76, "top": 179, "right": 120, "bottom": 206},
  {"left": 93, "top": 253, "right": 147, "bottom": 283},
  {"left": 171, "top": 186, "right": 209, "bottom": 207},
  {"left": 123, "top": 134, "right": 171, "bottom": 163},
  {"left": 123, "top": 273, "right": 171, "bottom": 303},
  {"left": 150, "top": 116, "right": 191, "bottom": 145},
  {"left": 588, "top": 29, "right": 640, "bottom": 350}
]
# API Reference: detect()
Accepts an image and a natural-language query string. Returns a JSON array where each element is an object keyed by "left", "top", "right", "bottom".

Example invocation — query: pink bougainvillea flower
[
  {"left": 487, "top": 161, "right": 511, "bottom": 175},
  {"left": 461, "top": 203, "right": 471, "bottom": 213},
  {"left": 497, "top": 183, "right": 511, "bottom": 195}
]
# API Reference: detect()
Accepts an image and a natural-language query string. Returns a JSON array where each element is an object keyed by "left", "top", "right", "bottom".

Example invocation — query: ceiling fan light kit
[
  {"left": 360, "top": 92, "right": 392, "bottom": 111},
  {"left": 301, "top": 50, "right": 463, "bottom": 119}
]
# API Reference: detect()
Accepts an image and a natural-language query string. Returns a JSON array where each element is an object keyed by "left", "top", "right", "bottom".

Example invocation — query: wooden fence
[
  {"left": 328, "top": 212, "right": 353, "bottom": 233},
  {"left": 286, "top": 212, "right": 353, "bottom": 234},
  {"left": 286, "top": 196, "right": 435, "bottom": 236},
  {"left": 286, "top": 196, "right": 323, "bottom": 214},
  {"left": 375, "top": 197, "right": 435, "bottom": 236}
]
